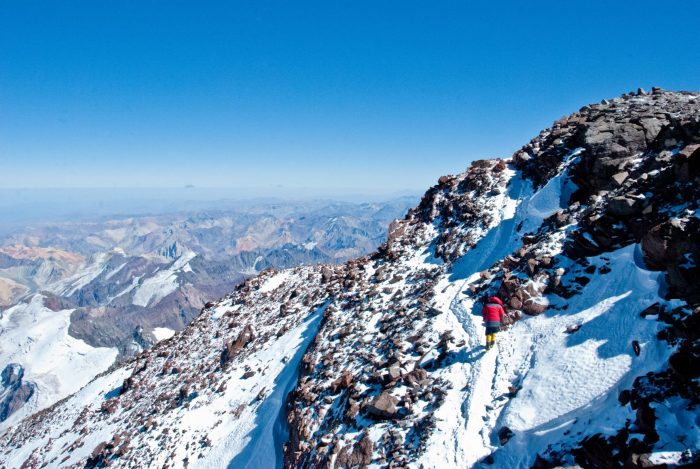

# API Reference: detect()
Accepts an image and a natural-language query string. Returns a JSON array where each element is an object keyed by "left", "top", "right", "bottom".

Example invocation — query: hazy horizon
[{"left": 0, "top": 186, "right": 422, "bottom": 230}]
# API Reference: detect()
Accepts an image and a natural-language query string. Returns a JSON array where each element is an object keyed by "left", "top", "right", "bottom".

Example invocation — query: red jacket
[{"left": 482, "top": 296, "right": 506, "bottom": 323}]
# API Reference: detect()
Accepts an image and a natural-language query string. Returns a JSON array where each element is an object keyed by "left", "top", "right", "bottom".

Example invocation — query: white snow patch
[
  {"left": 152, "top": 327, "right": 176, "bottom": 342},
  {"left": 49, "top": 252, "right": 113, "bottom": 296},
  {"left": 651, "top": 396, "right": 700, "bottom": 461},
  {"left": 259, "top": 271, "right": 292, "bottom": 293},
  {"left": 2, "top": 366, "right": 133, "bottom": 466},
  {"left": 519, "top": 148, "right": 581, "bottom": 234},
  {"left": 132, "top": 251, "right": 196, "bottom": 307},
  {"left": 196, "top": 303, "right": 327, "bottom": 468},
  {"left": 488, "top": 244, "right": 673, "bottom": 467},
  {"left": 648, "top": 451, "right": 692, "bottom": 465}
]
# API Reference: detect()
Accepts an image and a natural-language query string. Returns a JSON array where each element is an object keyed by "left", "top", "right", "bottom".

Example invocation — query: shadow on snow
[{"left": 227, "top": 304, "right": 326, "bottom": 469}]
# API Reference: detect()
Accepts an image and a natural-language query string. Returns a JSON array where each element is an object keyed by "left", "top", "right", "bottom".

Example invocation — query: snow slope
[
  {"left": 207, "top": 303, "right": 325, "bottom": 468},
  {"left": 132, "top": 251, "right": 196, "bottom": 307},
  {"left": 422, "top": 244, "right": 674, "bottom": 468},
  {"left": 152, "top": 327, "right": 176, "bottom": 342},
  {"left": 0, "top": 295, "right": 118, "bottom": 431},
  {"left": 0, "top": 266, "right": 331, "bottom": 468}
]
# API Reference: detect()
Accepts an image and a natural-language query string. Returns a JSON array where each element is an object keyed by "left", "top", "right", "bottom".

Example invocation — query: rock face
[
  {"left": 1, "top": 90, "right": 700, "bottom": 469},
  {"left": 0, "top": 364, "right": 36, "bottom": 422}
]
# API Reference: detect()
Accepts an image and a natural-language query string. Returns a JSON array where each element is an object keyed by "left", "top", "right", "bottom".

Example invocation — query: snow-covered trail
[
  {"left": 437, "top": 242, "right": 677, "bottom": 468},
  {"left": 421, "top": 169, "right": 531, "bottom": 466},
  {"left": 451, "top": 287, "right": 499, "bottom": 463},
  {"left": 426, "top": 161, "right": 583, "bottom": 466}
]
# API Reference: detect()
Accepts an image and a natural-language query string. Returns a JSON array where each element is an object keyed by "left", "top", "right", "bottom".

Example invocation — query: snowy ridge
[{"left": 0, "top": 266, "right": 334, "bottom": 468}]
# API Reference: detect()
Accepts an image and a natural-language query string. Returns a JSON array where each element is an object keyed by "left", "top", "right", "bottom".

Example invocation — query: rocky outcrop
[
  {"left": 366, "top": 392, "right": 401, "bottom": 420},
  {"left": 334, "top": 433, "right": 373, "bottom": 468},
  {"left": 220, "top": 324, "right": 256, "bottom": 367},
  {"left": 0, "top": 364, "right": 36, "bottom": 422},
  {"left": 403, "top": 158, "right": 511, "bottom": 262}
]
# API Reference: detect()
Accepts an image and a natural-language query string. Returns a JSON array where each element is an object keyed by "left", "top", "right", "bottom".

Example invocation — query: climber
[{"left": 481, "top": 296, "right": 506, "bottom": 350}]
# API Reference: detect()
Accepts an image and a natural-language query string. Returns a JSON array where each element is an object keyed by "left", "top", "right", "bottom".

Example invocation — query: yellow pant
[{"left": 485, "top": 333, "right": 496, "bottom": 349}]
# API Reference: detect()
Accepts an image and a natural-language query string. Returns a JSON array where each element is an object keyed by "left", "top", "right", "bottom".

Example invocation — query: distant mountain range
[{"left": 0, "top": 197, "right": 416, "bottom": 427}]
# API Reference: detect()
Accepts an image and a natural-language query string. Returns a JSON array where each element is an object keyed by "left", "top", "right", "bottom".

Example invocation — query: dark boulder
[
  {"left": 0, "top": 364, "right": 36, "bottom": 422},
  {"left": 498, "top": 426, "right": 514, "bottom": 445},
  {"left": 334, "top": 432, "right": 373, "bottom": 468},
  {"left": 220, "top": 325, "right": 255, "bottom": 367},
  {"left": 330, "top": 370, "right": 353, "bottom": 394},
  {"left": 607, "top": 196, "right": 642, "bottom": 217},
  {"left": 366, "top": 392, "right": 401, "bottom": 420}
]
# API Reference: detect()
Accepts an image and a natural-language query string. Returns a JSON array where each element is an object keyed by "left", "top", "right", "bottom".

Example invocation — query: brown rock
[
  {"left": 330, "top": 371, "right": 353, "bottom": 394},
  {"left": 498, "top": 426, "right": 514, "bottom": 445},
  {"left": 611, "top": 171, "right": 629, "bottom": 186},
  {"left": 334, "top": 432, "right": 373, "bottom": 468},
  {"left": 404, "top": 368, "right": 428, "bottom": 386},
  {"left": 366, "top": 392, "right": 400, "bottom": 420},
  {"left": 522, "top": 300, "right": 547, "bottom": 315},
  {"left": 607, "top": 196, "right": 641, "bottom": 216},
  {"left": 220, "top": 325, "right": 255, "bottom": 367}
]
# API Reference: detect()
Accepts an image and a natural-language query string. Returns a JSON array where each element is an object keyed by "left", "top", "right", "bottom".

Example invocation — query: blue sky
[{"left": 2, "top": 0, "right": 700, "bottom": 195}]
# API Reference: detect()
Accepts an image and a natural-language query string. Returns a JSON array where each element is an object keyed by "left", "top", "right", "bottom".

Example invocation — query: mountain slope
[
  {"left": 1, "top": 88, "right": 699, "bottom": 468},
  {"left": 0, "top": 198, "right": 414, "bottom": 428}
]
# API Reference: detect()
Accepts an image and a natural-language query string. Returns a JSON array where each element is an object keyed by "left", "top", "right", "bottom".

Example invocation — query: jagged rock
[
  {"left": 607, "top": 196, "right": 641, "bottom": 216},
  {"left": 669, "top": 347, "right": 700, "bottom": 379},
  {"left": 0, "top": 364, "right": 36, "bottom": 422},
  {"left": 611, "top": 171, "right": 629, "bottom": 186},
  {"left": 639, "top": 117, "right": 663, "bottom": 143},
  {"left": 330, "top": 371, "right": 353, "bottom": 393},
  {"left": 383, "top": 365, "right": 402, "bottom": 384},
  {"left": 527, "top": 258, "right": 539, "bottom": 274},
  {"left": 641, "top": 219, "right": 699, "bottom": 273},
  {"left": 631, "top": 340, "right": 641, "bottom": 357},
  {"left": 498, "top": 426, "right": 514, "bottom": 445},
  {"left": 366, "top": 392, "right": 401, "bottom": 420},
  {"left": 85, "top": 442, "right": 108, "bottom": 468},
  {"left": 220, "top": 325, "right": 255, "bottom": 367},
  {"left": 334, "top": 432, "right": 373, "bottom": 468},
  {"left": 636, "top": 402, "right": 657, "bottom": 441},
  {"left": 404, "top": 368, "right": 428, "bottom": 387},
  {"left": 100, "top": 399, "right": 118, "bottom": 415},
  {"left": 119, "top": 376, "right": 135, "bottom": 395}
]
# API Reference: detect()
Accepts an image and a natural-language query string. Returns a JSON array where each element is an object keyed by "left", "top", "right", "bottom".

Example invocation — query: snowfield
[
  {"left": 132, "top": 251, "right": 197, "bottom": 307},
  {"left": 0, "top": 295, "right": 118, "bottom": 431},
  {"left": 152, "top": 327, "right": 176, "bottom": 342},
  {"left": 202, "top": 303, "right": 326, "bottom": 469}
]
